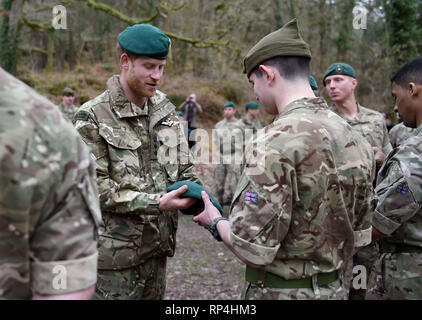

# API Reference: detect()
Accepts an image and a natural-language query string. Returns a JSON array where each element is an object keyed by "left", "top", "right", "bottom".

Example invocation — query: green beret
[
  {"left": 167, "top": 181, "right": 223, "bottom": 215},
  {"left": 62, "top": 87, "right": 75, "bottom": 96},
  {"left": 177, "top": 111, "right": 184, "bottom": 117},
  {"left": 245, "top": 101, "right": 260, "bottom": 110},
  {"left": 224, "top": 101, "right": 235, "bottom": 109},
  {"left": 322, "top": 63, "right": 356, "bottom": 86},
  {"left": 243, "top": 19, "right": 312, "bottom": 78},
  {"left": 309, "top": 76, "right": 318, "bottom": 90},
  {"left": 118, "top": 24, "right": 170, "bottom": 59}
]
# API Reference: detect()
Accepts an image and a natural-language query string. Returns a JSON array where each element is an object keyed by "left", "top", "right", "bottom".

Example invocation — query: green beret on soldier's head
[
  {"left": 62, "top": 87, "right": 75, "bottom": 96},
  {"left": 118, "top": 24, "right": 170, "bottom": 59},
  {"left": 245, "top": 101, "right": 260, "bottom": 110},
  {"left": 224, "top": 101, "right": 236, "bottom": 109},
  {"left": 167, "top": 181, "right": 223, "bottom": 215},
  {"left": 322, "top": 63, "right": 356, "bottom": 86},
  {"left": 177, "top": 111, "right": 184, "bottom": 117},
  {"left": 243, "top": 19, "right": 312, "bottom": 78},
  {"left": 309, "top": 76, "right": 318, "bottom": 90}
]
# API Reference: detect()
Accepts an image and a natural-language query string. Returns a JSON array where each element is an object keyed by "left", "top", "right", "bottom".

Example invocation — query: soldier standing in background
[
  {"left": 212, "top": 102, "right": 243, "bottom": 210},
  {"left": 368, "top": 56, "right": 422, "bottom": 300},
  {"left": 194, "top": 19, "right": 376, "bottom": 300},
  {"left": 73, "top": 24, "right": 201, "bottom": 300},
  {"left": 58, "top": 87, "right": 78, "bottom": 122},
  {"left": 0, "top": 67, "right": 101, "bottom": 300},
  {"left": 238, "top": 101, "right": 263, "bottom": 135},
  {"left": 323, "top": 62, "right": 393, "bottom": 299}
]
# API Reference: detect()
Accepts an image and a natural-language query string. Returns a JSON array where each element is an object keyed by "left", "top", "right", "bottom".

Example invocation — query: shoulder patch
[
  {"left": 244, "top": 192, "right": 258, "bottom": 203},
  {"left": 396, "top": 185, "right": 409, "bottom": 195},
  {"left": 73, "top": 111, "right": 90, "bottom": 123}
]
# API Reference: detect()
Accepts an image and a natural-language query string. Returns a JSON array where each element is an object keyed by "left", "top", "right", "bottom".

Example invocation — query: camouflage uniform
[
  {"left": 73, "top": 75, "right": 201, "bottom": 300},
  {"left": 0, "top": 67, "right": 101, "bottom": 299},
  {"left": 213, "top": 117, "right": 243, "bottom": 206},
  {"left": 237, "top": 115, "right": 263, "bottom": 135},
  {"left": 331, "top": 104, "right": 393, "bottom": 156},
  {"left": 389, "top": 122, "right": 415, "bottom": 149},
  {"left": 331, "top": 103, "right": 393, "bottom": 299},
  {"left": 228, "top": 98, "right": 376, "bottom": 300},
  {"left": 58, "top": 103, "right": 78, "bottom": 122},
  {"left": 367, "top": 127, "right": 422, "bottom": 299}
]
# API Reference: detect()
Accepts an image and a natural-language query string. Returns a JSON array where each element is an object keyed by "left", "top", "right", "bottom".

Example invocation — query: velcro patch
[
  {"left": 244, "top": 192, "right": 258, "bottom": 203},
  {"left": 73, "top": 111, "right": 90, "bottom": 122},
  {"left": 396, "top": 185, "right": 409, "bottom": 195}
]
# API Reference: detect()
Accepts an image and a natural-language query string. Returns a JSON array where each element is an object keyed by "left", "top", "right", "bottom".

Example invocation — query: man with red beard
[{"left": 73, "top": 24, "right": 201, "bottom": 300}]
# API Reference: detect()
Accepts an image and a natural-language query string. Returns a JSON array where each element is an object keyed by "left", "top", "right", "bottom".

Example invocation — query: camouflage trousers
[
  {"left": 213, "top": 163, "right": 241, "bottom": 206},
  {"left": 241, "top": 279, "right": 348, "bottom": 300},
  {"left": 366, "top": 252, "right": 422, "bottom": 300},
  {"left": 94, "top": 257, "right": 167, "bottom": 300},
  {"left": 345, "top": 241, "right": 379, "bottom": 300}
]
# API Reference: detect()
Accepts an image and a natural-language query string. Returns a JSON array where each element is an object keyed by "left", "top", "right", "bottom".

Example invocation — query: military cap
[
  {"left": 177, "top": 111, "right": 184, "bottom": 117},
  {"left": 167, "top": 181, "right": 223, "bottom": 215},
  {"left": 309, "top": 76, "right": 318, "bottom": 90},
  {"left": 224, "top": 101, "right": 236, "bottom": 109},
  {"left": 62, "top": 87, "right": 75, "bottom": 96},
  {"left": 245, "top": 101, "right": 260, "bottom": 110},
  {"left": 323, "top": 63, "right": 356, "bottom": 86},
  {"left": 118, "top": 24, "right": 170, "bottom": 59},
  {"left": 243, "top": 19, "right": 312, "bottom": 77}
]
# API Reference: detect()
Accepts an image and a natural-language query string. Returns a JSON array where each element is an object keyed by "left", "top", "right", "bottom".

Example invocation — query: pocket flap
[{"left": 98, "top": 125, "right": 142, "bottom": 150}]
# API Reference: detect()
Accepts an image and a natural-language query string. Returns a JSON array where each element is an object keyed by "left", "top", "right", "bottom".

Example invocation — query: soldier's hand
[
  {"left": 159, "top": 185, "right": 197, "bottom": 211},
  {"left": 373, "top": 147, "right": 386, "bottom": 167},
  {"left": 193, "top": 191, "right": 221, "bottom": 229}
]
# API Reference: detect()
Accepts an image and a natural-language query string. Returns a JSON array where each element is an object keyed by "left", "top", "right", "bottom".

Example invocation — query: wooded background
[{"left": 1, "top": 0, "right": 422, "bottom": 114}]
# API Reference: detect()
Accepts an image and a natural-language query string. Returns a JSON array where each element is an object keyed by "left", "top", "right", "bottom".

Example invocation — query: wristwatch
[{"left": 208, "top": 217, "right": 228, "bottom": 242}]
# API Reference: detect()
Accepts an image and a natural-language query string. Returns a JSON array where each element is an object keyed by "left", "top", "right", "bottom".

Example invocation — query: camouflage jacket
[
  {"left": 237, "top": 115, "right": 263, "bottom": 135},
  {"left": 373, "top": 125, "right": 422, "bottom": 247},
  {"left": 228, "top": 97, "right": 376, "bottom": 280},
  {"left": 213, "top": 117, "right": 243, "bottom": 164},
  {"left": 389, "top": 122, "right": 416, "bottom": 149},
  {"left": 0, "top": 68, "right": 101, "bottom": 299},
  {"left": 74, "top": 75, "right": 201, "bottom": 270},
  {"left": 331, "top": 104, "right": 393, "bottom": 156},
  {"left": 58, "top": 103, "right": 78, "bottom": 122}
]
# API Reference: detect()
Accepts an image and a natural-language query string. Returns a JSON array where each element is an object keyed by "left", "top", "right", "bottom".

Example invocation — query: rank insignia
[
  {"left": 245, "top": 192, "right": 258, "bottom": 203},
  {"left": 161, "top": 119, "right": 174, "bottom": 127},
  {"left": 396, "top": 185, "right": 408, "bottom": 195}
]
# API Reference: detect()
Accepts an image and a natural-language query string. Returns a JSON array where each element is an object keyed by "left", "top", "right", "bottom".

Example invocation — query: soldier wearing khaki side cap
[
  {"left": 0, "top": 67, "right": 101, "bottom": 300},
  {"left": 73, "top": 24, "right": 202, "bottom": 300},
  {"left": 193, "top": 19, "right": 376, "bottom": 300}
]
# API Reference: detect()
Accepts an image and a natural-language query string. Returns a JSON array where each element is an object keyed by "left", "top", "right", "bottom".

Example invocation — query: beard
[{"left": 126, "top": 68, "right": 157, "bottom": 98}]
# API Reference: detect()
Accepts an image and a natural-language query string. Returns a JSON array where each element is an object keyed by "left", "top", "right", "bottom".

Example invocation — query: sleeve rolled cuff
[
  {"left": 31, "top": 252, "right": 98, "bottom": 296},
  {"left": 229, "top": 231, "right": 279, "bottom": 266},
  {"left": 354, "top": 226, "right": 372, "bottom": 247},
  {"left": 372, "top": 210, "right": 401, "bottom": 236}
]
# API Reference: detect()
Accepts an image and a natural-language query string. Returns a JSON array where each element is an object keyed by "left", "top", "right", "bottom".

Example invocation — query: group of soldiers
[{"left": 1, "top": 18, "right": 422, "bottom": 301}]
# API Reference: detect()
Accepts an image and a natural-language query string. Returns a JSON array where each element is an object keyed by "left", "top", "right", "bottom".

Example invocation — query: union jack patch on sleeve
[
  {"left": 396, "top": 185, "right": 408, "bottom": 195},
  {"left": 244, "top": 192, "right": 258, "bottom": 203}
]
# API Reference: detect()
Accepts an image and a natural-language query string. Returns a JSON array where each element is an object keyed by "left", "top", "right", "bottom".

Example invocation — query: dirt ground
[{"left": 164, "top": 161, "right": 245, "bottom": 300}]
